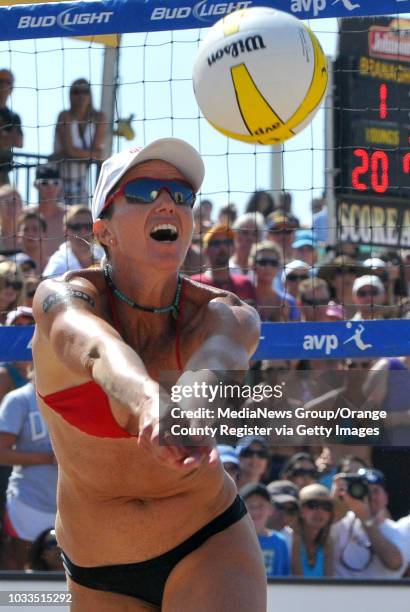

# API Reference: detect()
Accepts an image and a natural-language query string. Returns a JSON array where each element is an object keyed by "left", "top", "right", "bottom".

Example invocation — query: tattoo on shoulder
[{"left": 42, "top": 289, "right": 96, "bottom": 313}]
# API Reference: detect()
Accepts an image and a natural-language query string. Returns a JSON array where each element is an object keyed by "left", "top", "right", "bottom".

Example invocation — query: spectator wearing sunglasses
[
  {"left": 236, "top": 435, "right": 270, "bottom": 489},
  {"left": 292, "top": 484, "right": 334, "bottom": 577},
  {"left": 0, "top": 185, "right": 23, "bottom": 253},
  {"left": 331, "top": 469, "right": 406, "bottom": 578},
  {"left": 42, "top": 205, "right": 103, "bottom": 278},
  {"left": 16, "top": 210, "right": 48, "bottom": 274},
  {"left": 26, "top": 528, "right": 63, "bottom": 571},
  {"left": 267, "top": 480, "right": 299, "bottom": 556},
  {"left": 298, "top": 277, "right": 331, "bottom": 322},
  {"left": 217, "top": 444, "right": 241, "bottom": 486},
  {"left": 191, "top": 224, "right": 256, "bottom": 304},
  {"left": 266, "top": 212, "right": 299, "bottom": 266},
  {"left": 318, "top": 256, "right": 365, "bottom": 319},
  {"left": 31, "top": 165, "right": 65, "bottom": 260},
  {"left": 249, "top": 241, "right": 291, "bottom": 322},
  {"left": 0, "top": 69, "right": 23, "bottom": 187},
  {"left": 240, "top": 482, "right": 290, "bottom": 578},
  {"left": 351, "top": 275, "right": 386, "bottom": 321},
  {"left": 281, "top": 452, "right": 318, "bottom": 490},
  {"left": 0, "top": 259, "right": 23, "bottom": 324},
  {"left": 53, "top": 78, "right": 106, "bottom": 205},
  {"left": 32, "top": 139, "right": 266, "bottom": 611}
]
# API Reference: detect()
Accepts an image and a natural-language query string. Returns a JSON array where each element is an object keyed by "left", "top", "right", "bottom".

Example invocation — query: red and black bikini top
[{"left": 37, "top": 278, "right": 185, "bottom": 439}]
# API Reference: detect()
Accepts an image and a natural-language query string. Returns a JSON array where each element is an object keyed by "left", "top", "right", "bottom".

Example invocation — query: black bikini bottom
[{"left": 62, "top": 494, "right": 247, "bottom": 607}]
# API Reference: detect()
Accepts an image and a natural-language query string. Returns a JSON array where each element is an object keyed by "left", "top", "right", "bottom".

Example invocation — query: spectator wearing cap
[
  {"left": 0, "top": 185, "right": 23, "bottom": 253},
  {"left": 229, "top": 212, "right": 265, "bottom": 275},
  {"left": 245, "top": 191, "right": 275, "bottom": 219},
  {"left": 325, "top": 301, "right": 345, "bottom": 322},
  {"left": 191, "top": 224, "right": 256, "bottom": 304},
  {"left": 298, "top": 277, "right": 331, "bottom": 322},
  {"left": 331, "top": 468, "right": 406, "bottom": 578},
  {"left": 318, "top": 256, "right": 364, "bottom": 319},
  {"left": 0, "top": 69, "right": 23, "bottom": 186},
  {"left": 31, "top": 164, "right": 65, "bottom": 260},
  {"left": 217, "top": 444, "right": 240, "bottom": 486},
  {"left": 363, "top": 257, "right": 396, "bottom": 311},
  {"left": 282, "top": 260, "right": 310, "bottom": 299},
  {"left": 281, "top": 453, "right": 318, "bottom": 490},
  {"left": 16, "top": 210, "right": 48, "bottom": 274},
  {"left": 267, "top": 480, "right": 299, "bottom": 556},
  {"left": 266, "top": 211, "right": 299, "bottom": 266},
  {"left": 240, "top": 483, "right": 290, "bottom": 577},
  {"left": 13, "top": 253, "right": 37, "bottom": 278},
  {"left": 292, "top": 484, "right": 334, "bottom": 577},
  {"left": 236, "top": 436, "right": 270, "bottom": 489},
  {"left": 351, "top": 275, "right": 386, "bottom": 321},
  {"left": 42, "top": 205, "right": 103, "bottom": 278},
  {"left": 292, "top": 230, "right": 318, "bottom": 268},
  {"left": 249, "top": 241, "right": 291, "bottom": 322}
]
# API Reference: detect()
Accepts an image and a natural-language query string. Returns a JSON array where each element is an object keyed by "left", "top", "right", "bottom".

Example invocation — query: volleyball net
[{"left": 0, "top": 0, "right": 410, "bottom": 361}]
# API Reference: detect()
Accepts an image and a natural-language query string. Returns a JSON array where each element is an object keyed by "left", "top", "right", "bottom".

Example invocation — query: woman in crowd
[
  {"left": 0, "top": 259, "right": 23, "bottom": 324},
  {"left": 17, "top": 210, "right": 48, "bottom": 274},
  {"left": 250, "top": 241, "right": 290, "bottom": 322},
  {"left": 292, "top": 484, "right": 334, "bottom": 577},
  {"left": 245, "top": 190, "right": 275, "bottom": 218},
  {"left": 53, "top": 78, "right": 106, "bottom": 205}
]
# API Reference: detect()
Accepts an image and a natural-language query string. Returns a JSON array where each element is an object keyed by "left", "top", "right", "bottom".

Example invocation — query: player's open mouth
[{"left": 150, "top": 223, "right": 178, "bottom": 242}]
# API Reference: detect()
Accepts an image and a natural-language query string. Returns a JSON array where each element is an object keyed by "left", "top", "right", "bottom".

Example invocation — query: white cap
[
  {"left": 352, "top": 275, "right": 385, "bottom": 295},
  {"left": 91, "top": 137, "right": 205, "bottom": 221},
  {"left": 363, "top": 257, "right": 386, "bottom": 270}
]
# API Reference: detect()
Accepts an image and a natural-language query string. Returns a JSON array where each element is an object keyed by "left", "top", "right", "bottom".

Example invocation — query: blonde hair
[
  {"left": 66, "top": 205, "right": 92, "bottom": 225},
  {"left": 0, "top": 260, "right": 24, "bottom": 308}
]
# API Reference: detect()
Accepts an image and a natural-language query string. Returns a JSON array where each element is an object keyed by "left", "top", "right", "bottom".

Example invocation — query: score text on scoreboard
[{"left": 334, "top": 17, "right": 410, "bottom": 247}]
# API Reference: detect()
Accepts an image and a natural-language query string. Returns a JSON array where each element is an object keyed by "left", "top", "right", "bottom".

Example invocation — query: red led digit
[
  {"left": 352, "top": 149, "right": 369, "bottom": 191},
  {"left": 403, "top": 152, "right": 410, "bottom": 174},
  {"left": 379, "top": 83, "right": 387, "bottom": 119},
  {"left": 371, "top": 150, "right": 389, "bottom": 193}
]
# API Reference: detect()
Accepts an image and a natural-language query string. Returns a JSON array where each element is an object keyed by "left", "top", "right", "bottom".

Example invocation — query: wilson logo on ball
[{"left": 207, "top": 35, "right": 266, "bottom": 66}]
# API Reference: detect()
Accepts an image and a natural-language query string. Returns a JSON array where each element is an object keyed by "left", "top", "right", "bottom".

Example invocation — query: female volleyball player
[{"left": 32, "top": 138, "right": 266, "bottom": 611}]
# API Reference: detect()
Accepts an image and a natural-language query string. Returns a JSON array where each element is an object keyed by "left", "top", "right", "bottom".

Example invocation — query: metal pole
[
  {"left": 270, "top": 144, "right": 284, "bottom": 206},
  {"left": 100, "top": 36, "right": 121, "bottom": 159},
  {"left": 324, "top": 58, "right": 337, "bottom": 247}
]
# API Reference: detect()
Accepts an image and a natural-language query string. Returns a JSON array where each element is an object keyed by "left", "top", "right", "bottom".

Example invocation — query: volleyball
[{"left": 192, "top": 7, "right": 328, "bottom": 145}]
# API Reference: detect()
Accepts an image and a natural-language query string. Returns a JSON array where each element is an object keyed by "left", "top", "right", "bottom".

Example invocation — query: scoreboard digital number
[{"left": 334, "top": 17, "right": 410, "bottom": 247}]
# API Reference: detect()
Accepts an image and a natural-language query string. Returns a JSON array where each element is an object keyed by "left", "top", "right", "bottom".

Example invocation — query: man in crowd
[
  {"left": 0, "top": 69, "right": 23, "bottom": 186},
  {"left": 331, "top": 468, "right": 406, "bottom": 578},
  {"left": 191, "top": 224, "right": 256, "bottom": 304}
]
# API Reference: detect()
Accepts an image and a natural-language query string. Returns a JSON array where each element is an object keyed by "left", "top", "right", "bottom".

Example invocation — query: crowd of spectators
[{"left": 0, "top": 70, "right": 408, "bottom": 581}]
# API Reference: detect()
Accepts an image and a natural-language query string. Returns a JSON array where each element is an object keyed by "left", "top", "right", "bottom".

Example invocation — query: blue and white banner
[
  {"left": 0, "top": 0, "right": 409, "bottom": 42},
  {"left": 1, "top": 320, "right": 409, "bottom": 361}
]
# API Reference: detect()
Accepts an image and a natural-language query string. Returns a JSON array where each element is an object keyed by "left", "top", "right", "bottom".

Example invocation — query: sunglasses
[
  {"left": 302, "top": 500, "right": 333, "bottom": 512},
  {"left": 356, "top": 287, "right": 380, "bottom": 298},
  {"left": 240, "top": 449, "right": 268, "bottom": 459},
  {"left": 208, "top": 238, "right": 233, "bottom": 248},
  {"left": 255, "top": 258, "right": 279, "bottom": 267},
  {"left": 67, "top": 222, "right": 93, "bottom": 233},
  {"left": 289, "top": 468, "right": 317, "bottom": 478},
  {"left": 37, "top": 178, "right": 60, "bottom": 186},
  {"left": 71, "top": 88, "right": 90, "bottom": 95},
  {"left": 4, "top": 279, "right": 22, "bottom": 291},
  {"left": 301, "top": 296, "right": 329, "bottom": 306},
  {"left": 105, "top": 177, "right": 196, "bottom": 211},
  {"left": 0, "top": 78, "right": 12, "bottom": 86},
  {"left": 274, "top": 503, "right": 298, "bottom": 514},
  {"left": 287, "top": 274, "right": 308, "bottom": 282}
]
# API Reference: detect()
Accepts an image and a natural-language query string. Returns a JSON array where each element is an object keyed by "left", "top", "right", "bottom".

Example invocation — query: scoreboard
[{"left": 334, "top": 17, "right": 410, "bottom": 247}]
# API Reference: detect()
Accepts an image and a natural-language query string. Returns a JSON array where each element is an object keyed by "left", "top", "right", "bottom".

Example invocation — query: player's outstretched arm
[{"left": 33, "top": 277, "right": 157, "bottom": 432}]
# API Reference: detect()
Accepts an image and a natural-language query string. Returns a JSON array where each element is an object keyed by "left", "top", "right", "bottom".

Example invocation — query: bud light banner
[
  {"left": 1, "top": 320, "right": 409, "bottom": 361},
  {"left": 0, "top": 0, "right": 410, "bottom": 42}
]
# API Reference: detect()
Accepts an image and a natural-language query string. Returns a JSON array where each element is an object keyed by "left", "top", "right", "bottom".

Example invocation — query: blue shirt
[
  {"left": 0, "top": 382, "right": 57, "bottom": 513},
  {"left": 301, "top": 542, "right": 325, "bottom": 577},
  {"left": 258, "top": 530, "right": 290, "bottom": 577}
]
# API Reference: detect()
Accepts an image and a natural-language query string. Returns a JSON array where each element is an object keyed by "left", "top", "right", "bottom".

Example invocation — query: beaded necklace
[{"left": 103, "top": 264, "right": 183, "bottom": 320}]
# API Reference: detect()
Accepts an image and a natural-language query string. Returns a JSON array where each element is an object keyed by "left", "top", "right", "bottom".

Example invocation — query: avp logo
[
  {"left": 151, "top": 0, "right": 252, "bottom": 22},
  {"left": 291, "top": 0, "right": 360, "bottom": 17},
  {"left": 343, "top": 322, "right": 373, "bottom": 351},
  {"left": 303, "top": 322, "right": 373, "bottom": 356},
  {"left": 17, "top": 7, "right": 114, "bottom": 31},
  {"left": 331, "top": 0, "right": 361, "bottom": 10}
]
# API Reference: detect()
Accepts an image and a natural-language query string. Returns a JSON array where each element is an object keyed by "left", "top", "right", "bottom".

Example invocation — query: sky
[{"left": 0, "top": 14, "right": 385, "bottom": 224}]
